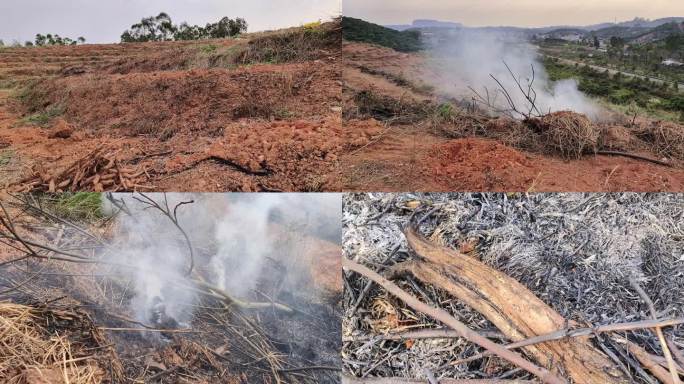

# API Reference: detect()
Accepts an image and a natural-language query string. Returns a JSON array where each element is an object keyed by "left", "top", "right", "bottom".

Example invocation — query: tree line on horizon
[
  {"left": 0, "top": 12, "right": 246, "bottom": 48},
  {"left": 0, "top": 34, "right": 86, "bottom": 47},
  {"left": 120, "top": 12, "right": 248, "bottom": 43}
]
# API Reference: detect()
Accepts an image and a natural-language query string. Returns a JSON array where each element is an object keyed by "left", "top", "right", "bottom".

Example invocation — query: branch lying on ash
[
  {"left": 341, "top": 375, "right": 535, "bottom": 384},
  {"left": 629, "top": 278, "right": 682, "bottom": 384},
  {"left": 345, "top": 220, "right": 684, "bottom": 383},
  {"left": 342, "top": 257, "right": 566, "bottom": 384}
]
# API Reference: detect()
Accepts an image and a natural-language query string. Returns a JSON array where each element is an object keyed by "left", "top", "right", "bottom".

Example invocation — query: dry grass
[
  {"left": 538, "top": 111, "right": 599, "bottom": 159},
  {"left": 236, "top": 19, "right": 340, "bottom": 64},
  {"left": 0, "top": 302, "right": 104, "bottom": 384}
]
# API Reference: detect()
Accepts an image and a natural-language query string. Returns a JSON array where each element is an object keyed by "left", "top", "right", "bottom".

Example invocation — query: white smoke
[
  {"left": 210, "top": 194, "right": 284, "bottom": 297},
  {"left": 100, "top": 193, "right": 341, "bottom": 329},
  {"left": 424, "top": 29, "right": 602, "bottom": 119}
]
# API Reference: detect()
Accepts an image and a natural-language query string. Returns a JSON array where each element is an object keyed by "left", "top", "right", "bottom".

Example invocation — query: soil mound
[{"left": 430, "top": 138, "right": 539, "bottom": 191}]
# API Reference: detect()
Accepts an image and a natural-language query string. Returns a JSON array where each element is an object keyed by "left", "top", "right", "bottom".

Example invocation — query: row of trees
[
  {"left": 120, "top": 12, "right": 247, "bottom": 43},
  {"left": 0, "top": 34, "right": 85, "bottom": 48},
  {"left": 33, "top": 34, "right": 86, "bottom": 46}
]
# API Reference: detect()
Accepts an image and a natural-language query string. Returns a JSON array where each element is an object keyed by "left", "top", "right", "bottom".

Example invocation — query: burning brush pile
[
  {"left": 342, "top": 193, "right": 684, "bottom": 383},
  {"left": 0, "top": 193, "right": 343, "bottom": 383}
]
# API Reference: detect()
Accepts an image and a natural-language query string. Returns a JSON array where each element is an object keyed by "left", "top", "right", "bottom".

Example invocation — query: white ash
[{"left": 343, "top": 193, "right": 683, "bottom": 381}]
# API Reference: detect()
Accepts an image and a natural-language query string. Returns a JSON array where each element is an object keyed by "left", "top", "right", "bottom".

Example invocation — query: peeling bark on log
[{"left": 396, "top": 227, "right": 629, "bottom": 384}]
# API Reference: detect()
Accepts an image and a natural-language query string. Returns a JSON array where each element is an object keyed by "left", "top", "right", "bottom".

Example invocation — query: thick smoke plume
[
  {"left": 101, "top": 193, "right": 341, "bottom": 327},
  {"left": 424, "top": 30, "right": 602, "bottom": 119}
]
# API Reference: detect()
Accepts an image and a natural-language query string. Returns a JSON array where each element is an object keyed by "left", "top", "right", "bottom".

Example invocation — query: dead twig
[
  {"left": 450, "top": 317, "right": 684, "bottom": 366},
  {"left": 131, "top": 193, "right": 195, "bottom": 276},
  {"left": 342, "top": 257, "right": 566, "bottom": 384},
  {"left": 629, "top": 278, "right": 681, "bottom": 384}
]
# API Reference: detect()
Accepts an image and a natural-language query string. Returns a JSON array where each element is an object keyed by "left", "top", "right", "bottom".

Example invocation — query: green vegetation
[
  {"left": 544, "top": 57, "right": 683, "bottom": 121},
  {"left": 20, "top": 105, "right": 64, "bottom": 127},
  {"left": 436, "top": 103, "right": 457, "bottom": 122},
  {"left": 236, "top": 21, "right": 340, "bottom": 64},
  {"left": 0, "top": 150, "right": 13, "bottom": 167},
  {"left": 199, "top": 44, "right": 218, "bottom": 53},
  {"left": 539, "top": 22, "right": 684, "bottom": 84},
  {"left": 48, "top": 193, "right": 103, "bottom": 222},
  {"left": 34, "top": 34, "right": 85, "bottom": 46},
  {"left": 342, "top": 17, "right": 422, "bottom": 52},
  {"left": 121, "top": 12, "right": 247, "bottom": 43}
]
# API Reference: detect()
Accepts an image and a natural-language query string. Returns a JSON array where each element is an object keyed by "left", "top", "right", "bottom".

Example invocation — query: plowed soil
[
  {"left": 342, "top": 41, "right": 684, "bottom": 192},
  {"left": 0, "top": 23, "right": 386, "bottom": 192}
]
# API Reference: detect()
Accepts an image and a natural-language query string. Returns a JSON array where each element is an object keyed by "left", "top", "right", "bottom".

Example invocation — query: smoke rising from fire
[
  {"left": 101, "top": 193, "right": 341, "bottom": 327},
  {"left": 424, "top": 30, "right": 602, "bottom": 120}
]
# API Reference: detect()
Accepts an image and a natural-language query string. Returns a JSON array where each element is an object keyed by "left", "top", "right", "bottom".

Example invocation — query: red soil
[
  {"left": 0, "top": 24, "right": 383, "bottom": 192},
  {"left": 429, "top": 138, "right": 683, "bottom": 192},
  {"left": 341, "top": 42, "right": 684, "bottom": 192}
]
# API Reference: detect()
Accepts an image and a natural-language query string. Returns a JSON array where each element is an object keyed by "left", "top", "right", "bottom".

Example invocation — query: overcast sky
[
  {"left": 344, "top": 0, "right": 683, "bottom": 28},
  {"left": 0, "top": 0, "right": 341, "bottom": 44}
]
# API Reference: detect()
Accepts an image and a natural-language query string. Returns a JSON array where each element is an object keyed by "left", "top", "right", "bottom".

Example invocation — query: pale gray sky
[
  {"left": 344, "top": 0, "right": 683, "bottom": 28},
  {"left": 0, "top": 0, "right": 341, "bottom": 44}
]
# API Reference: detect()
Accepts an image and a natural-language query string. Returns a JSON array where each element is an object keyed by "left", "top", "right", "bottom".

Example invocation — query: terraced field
[{"left": 0, "top": 21, "right": 383, "bottom": 192}]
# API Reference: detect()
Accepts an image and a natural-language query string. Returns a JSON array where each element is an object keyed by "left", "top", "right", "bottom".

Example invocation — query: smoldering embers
[{"left": 101, "top": 193, "right": 340, "bottom": 327}]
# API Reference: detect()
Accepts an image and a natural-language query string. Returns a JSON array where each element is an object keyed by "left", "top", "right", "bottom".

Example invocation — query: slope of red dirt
[
  {"left": 341, "top": 41, "right": 684, "bottom": 192},
  {"left": 0, "top": 22, "right": 379, "bottom": 192}
]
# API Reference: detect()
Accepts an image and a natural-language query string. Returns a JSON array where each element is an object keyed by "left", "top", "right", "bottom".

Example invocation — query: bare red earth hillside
[
  {"left": 0, "top": 21, "right": 384, "bottom": 192},
  {"left": 342, "top": 41, "right": 684, "bottom": 192}
]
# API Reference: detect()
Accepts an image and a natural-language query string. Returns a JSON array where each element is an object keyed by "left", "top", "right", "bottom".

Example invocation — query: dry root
[{"left": 11, "top": 147, "right": 149, "bottom": 192}]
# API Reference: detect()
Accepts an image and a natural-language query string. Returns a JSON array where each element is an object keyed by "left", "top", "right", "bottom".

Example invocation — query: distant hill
[
  {"left": 583, "top": 17, "right": 684, "bottom": 31},
  {"left": 538, "top": 20, "right": 684, "bottom": 44},
  {"left": 631, "top": 21, "right": 684, "bottom": 43},
  {"left": 386, "top": 19, "right": 463, "bottom": 31},
  {"left": 342, "top": 17, "right": 423, "bottom": 52}
]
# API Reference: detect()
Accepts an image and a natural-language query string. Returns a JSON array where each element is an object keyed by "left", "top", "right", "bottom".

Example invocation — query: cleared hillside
[{"left": 0, "top": 20, "right": 385, "bottom": 193}]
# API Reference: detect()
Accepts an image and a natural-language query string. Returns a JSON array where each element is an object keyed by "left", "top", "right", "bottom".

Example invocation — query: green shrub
[
  {"left": 610, "top": 88, "right": 635, "bottom": 104},
  {"left": 342, "top": 17, "right": 422, "bottom": 52},
  {"left": 21, "top": 105, "right": 64, "bottom": 126},
  {"left": 48, "top": 193, "right": 103, "bottom": 222}
]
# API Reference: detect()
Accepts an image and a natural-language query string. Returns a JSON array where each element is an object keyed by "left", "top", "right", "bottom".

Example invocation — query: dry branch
[
  {"left": 629, "top": 278, "right": 682, "bottom": 384},
  {"left": 10, "top": 147, "right": 151, "bottom": 192},
  {"left": 394, "top": 227, "right": 628, "bottom": 384},
  {"left": 342, "top": 374, "right": 536, "bottom": 384},
  {"left": 450, "top": 317, "right": 684, "bottom": 366},
  {"left": 342, "top": 257, "right": 565, "bottom": 384}
]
